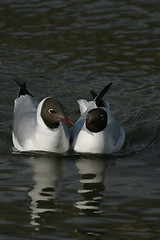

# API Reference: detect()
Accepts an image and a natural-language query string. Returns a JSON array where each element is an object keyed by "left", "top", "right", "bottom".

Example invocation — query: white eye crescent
[
  {"left": 100, "top": 114, "right": 104, "bottom": 120},
  {"left": 48, "top": 109, "right": 55, "bottom": 114}
]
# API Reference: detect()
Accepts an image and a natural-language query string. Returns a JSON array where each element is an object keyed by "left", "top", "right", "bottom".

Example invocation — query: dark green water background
[{"left": 0, "top": 0, "right": 160, "bottom": 239}]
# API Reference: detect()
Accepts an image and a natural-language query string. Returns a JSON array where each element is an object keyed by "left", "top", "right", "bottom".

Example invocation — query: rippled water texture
[{"left": 0, "top": 0, "right": 160, "bottom": 239}]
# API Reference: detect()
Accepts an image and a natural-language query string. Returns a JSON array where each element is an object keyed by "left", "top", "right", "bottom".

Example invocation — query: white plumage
[
  {"left": 71, "top": 84, "right": 125, "bottom": 154},
  {"left": 12, "top": 82, "right": 73, "bottom": 153}
]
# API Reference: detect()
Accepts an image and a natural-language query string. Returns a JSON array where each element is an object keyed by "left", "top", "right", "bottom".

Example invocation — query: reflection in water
[
  {"left": 28, "top": 156, "right": 63, "bottom": 227},
  {"left": 75, "top": 158, "right": 106, "bottom": 214}
]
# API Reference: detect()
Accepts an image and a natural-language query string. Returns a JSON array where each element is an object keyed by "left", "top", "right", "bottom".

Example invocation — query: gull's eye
[
  {"left": 100, "top": 114, "right": 104, "bottom": 121},
  {"left": 48, "top": 109, "right": 56, "bottom": 114}
]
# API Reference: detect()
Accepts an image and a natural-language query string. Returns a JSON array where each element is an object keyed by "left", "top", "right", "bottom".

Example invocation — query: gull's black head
[
  {"left": 41, "top": 98, "right": 73, "bottom": 129},
  {"left": 86, "top": 108, "right": 107, "bottom": 133}
]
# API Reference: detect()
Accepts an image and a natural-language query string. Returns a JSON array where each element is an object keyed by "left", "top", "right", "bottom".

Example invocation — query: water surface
[{"left": 0, "top": 0, "right": 160, "bottom": 239}]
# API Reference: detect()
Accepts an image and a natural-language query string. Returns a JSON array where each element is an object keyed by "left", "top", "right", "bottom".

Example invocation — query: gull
[
  {"left": 71, "top": 83, "right": 125, "bottom": 154},
  {"left": 12, "top": 81, "right": 73, "bottom": 153}
]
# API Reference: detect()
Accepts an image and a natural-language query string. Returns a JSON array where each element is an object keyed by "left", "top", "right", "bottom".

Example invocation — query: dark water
[{"left": 0, "top": 0, "right": 160, "bottom": 239}]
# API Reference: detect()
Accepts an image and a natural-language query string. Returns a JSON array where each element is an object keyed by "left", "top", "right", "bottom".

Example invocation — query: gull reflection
[
  {"left": 75, "top": 157, "right": 106, "bottom": 214},
  {"left": 28, "top": 156, "right": 63, "bottom": 227}
]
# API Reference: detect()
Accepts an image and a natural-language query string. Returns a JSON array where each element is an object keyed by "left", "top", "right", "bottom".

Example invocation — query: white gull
[
  {"left": 71, "top": 83, "right": 125, "bottom": 154},
  {"left": 12, "top": 81, "right": 73, "bottom": 153}
]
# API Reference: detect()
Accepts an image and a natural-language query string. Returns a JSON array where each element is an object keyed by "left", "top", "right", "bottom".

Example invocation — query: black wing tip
[
  {"left": 90, "top": 82, "right": 112, "bottom": 107},
  {"left": 14, "top": 79, "right": 33, "bottom": 97},
  {"left": 90, "top": 90, "right": 97, "bottom": 99},
  {"left": 14, "top": 79, "right": 23, "bottom": 86},
  {"left": 100, "top": 82, "right": 112, "bottom": 95},
  {"left": 107, "top": 82, "right": 112, "bottom": 88},
  {"left": 90, "top": 82, "right": 112, "bottom": 96}
]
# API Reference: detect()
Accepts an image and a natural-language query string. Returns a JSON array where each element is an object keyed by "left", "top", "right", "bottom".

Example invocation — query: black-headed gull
[
  {"left": 12, "top": 81, "right": 74, "bottom": 153},
  {"left": 71, "top": 83, "right": 125, "bottom": 154}
]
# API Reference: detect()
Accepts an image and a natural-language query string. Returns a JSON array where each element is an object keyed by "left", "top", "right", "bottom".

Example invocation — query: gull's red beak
[{"left": 58, "top": 117, "right": 74, "bottom": 126}]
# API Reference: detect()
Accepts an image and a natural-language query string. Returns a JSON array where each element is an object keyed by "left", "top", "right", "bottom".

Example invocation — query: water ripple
[{"left": 0, "top": 0, "right": 160, "bottom": 239}]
